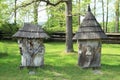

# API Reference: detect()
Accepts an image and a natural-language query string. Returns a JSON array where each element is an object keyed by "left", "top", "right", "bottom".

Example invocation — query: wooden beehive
[
  {"left": 73, "top": 6, "right": 107, "bottom": 69},
  {"left": 13, "top": 23, "right": 49, "bottom": 68}
]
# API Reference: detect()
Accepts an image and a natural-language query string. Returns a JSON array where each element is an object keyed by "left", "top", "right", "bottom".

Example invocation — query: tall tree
[
  {"left": 16, "top": 0, "right": 74, "bottom": 53},
  {"left": 14, "top": 0, "right": 17, "bottom": 24},
  {"left": 65, "top": 0, "right": 74, "bottom": 52},
  {"left": 45, "top": 3, "right": 65, "bottom": 28},
  {"left": 17, "top": 0, "right": 34, "bottom": 23},
  {"left": 78, "top": 0, "right": 81, "bottom": 27},
  {"left": 115, "top": 0, "right": 119, "bottom": 32},
  {"left": 94, "top": 0, "right": 96, "bottom": 16},
  {"left": 101, "top": 0, "right": 105, "bottom": 30},
  {"left": 106, "top": 0, "right": 109, "bottom": 32},
  {"left": 33, "top": 1, "right": 40, "bottom": 24},
  {"left": 0, "top": 0, "right": 9, "bottom": 23}
]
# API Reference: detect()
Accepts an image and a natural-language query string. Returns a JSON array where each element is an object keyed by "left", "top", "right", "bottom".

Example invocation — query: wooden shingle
[
  {"left": 73, "top": 6, "right": 107, "bottom": 40},
  {"left": 13, "top": 23, "right": 49, "bottom": 39}
]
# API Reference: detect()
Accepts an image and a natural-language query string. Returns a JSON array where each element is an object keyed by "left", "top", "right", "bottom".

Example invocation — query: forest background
[{"left": 0, "top": 0, "right": 120, "bottom": 37}]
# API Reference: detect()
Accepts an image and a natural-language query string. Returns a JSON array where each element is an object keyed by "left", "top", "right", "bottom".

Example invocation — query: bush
[
  {"left": 43, "top": 26, "right": 66, "bottom": 34},
  {"left": 0, "top": 22, "right": 19, "bottom": 39}
]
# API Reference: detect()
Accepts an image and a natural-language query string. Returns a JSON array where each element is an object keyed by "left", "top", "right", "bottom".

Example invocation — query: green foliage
[
  {"left": 0, "top": 0, "right": 119, "bottom": 33},
  {"left": 45, "top": 3, "right": 66, "bottom": 27},
  {"left": 0, "top": 0, "right": 9, "bottom": 22},
  {"left": 43, "top": 25, "right": 66, "bottom": 34},
  {"left": 106, "top": 21, "right": 115, "bottom": 32},
  {"left": 44, "top": 0, "right": 92, "bottom": 33},
  {"left": 0, "top": 22, "right": 19, "bottom": 38},
  {"left": 100, "top": 21, "right": 120, "bottom": 32},
  {"left": 18, "top": 2, "right": 33, "bottom": 23},
  {"left": 43, "top": 24, "right": 78, "bottom": 34},
  {"left": 44, "top": 3, "right": 66, "bottom": 33},
  {"left": 0, "top": 41, "right": 120, "bottom": 80},
  {"left": 44, "top": 21, "right": 119, "bottom": 34},
  {"left": 44, "top": 2, "right": 79, "bottom": 33}
]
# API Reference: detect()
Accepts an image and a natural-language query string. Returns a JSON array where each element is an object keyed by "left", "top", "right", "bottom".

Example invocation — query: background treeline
[{"left": 0, "top": 0, "right": 120, "bottom": 38}]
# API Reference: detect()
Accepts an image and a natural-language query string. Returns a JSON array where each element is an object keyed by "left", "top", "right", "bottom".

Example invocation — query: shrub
[{"left": 0, "top": 22, "right": 19, "bottom": 39}]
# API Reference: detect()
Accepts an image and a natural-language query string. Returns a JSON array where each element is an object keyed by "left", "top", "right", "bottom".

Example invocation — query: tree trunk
[
  {"left": 106, "top": 0, "right": 109, "bottom": 32},
  {"left": 115, "top": 0, "right": 119, "bottom": 32},
  {"left": 14, "top": 0, "right": 17, "bottom": 24},
  {"left": 78, "top": 0, "right": 81, "bottom": 27},
  {"left": 94, "top": 0, "right": 96, "bottom": 16},
  {"left": 65, "top": 0, "right": 74, "bottom": 53},
  {"left": 33, "top": 2, "right": 39, "bottom": 25},
  {"left": 102, "top": 0, "right": 105, "bottom": 31}
]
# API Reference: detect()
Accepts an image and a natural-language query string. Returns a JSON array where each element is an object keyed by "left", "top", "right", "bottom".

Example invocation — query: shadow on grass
[
  {"left": 103, "top": 44, "right": 120, "bottom": 48},
  {"left": 42, "top": 63, "right": 89, "bottom": 75},
  {"left": 0, "top": 53, "right": 8, "bottom": 58},
  {"left": 0, "top": 59, "right": 120, "bottom": 80},
  {"left": 101, "top": 64, "right": 120, "bottom": 71},
  {"left": 102, "top": 54, "right": 120, "bottom": 56}
]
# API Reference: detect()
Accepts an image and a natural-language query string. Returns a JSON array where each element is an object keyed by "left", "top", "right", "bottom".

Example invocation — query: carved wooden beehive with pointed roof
[{"left": 73, "top": 6, "right": 107, "bottom": 69}]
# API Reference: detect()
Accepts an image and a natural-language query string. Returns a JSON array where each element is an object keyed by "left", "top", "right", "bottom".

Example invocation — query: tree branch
[
  {"left": 16, "top": 0, "right": 40, "bottom": 10},
  {"left": 16, "top": 0, "right": 67, "bottom": 10},
  {"left": 41, "top": 0, "right": 66, "bottom": 6}
]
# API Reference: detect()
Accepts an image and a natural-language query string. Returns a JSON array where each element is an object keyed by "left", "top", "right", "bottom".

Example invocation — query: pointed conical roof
[
  {"left": 13, "top": 23, "right": 50, "bottom": 39},
  {"left": 73, "top": 5, "right": 107, "bottom": 40}
]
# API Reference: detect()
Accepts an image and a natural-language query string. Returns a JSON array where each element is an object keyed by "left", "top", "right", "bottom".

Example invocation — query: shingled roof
[
  {"left": 13, "top": 23, "right": 50, "bottom": 39},
  {"left": 73, "top": 6, "right": 107, "bottom": 40}
]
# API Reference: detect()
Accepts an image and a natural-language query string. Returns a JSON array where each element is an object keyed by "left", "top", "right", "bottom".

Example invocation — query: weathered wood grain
[{"left": 78, "top": 40, "right": 101, "bottom": 68}]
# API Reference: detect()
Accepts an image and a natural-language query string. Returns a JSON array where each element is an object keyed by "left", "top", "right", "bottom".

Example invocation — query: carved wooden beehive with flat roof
[{"left": 13, "top": 23, "right": 49, "bottom": 68}]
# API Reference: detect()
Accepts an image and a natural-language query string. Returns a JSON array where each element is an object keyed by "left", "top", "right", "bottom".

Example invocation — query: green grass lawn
[{"left": 0, "top": 40, "right": 120, "bottom": 80}]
